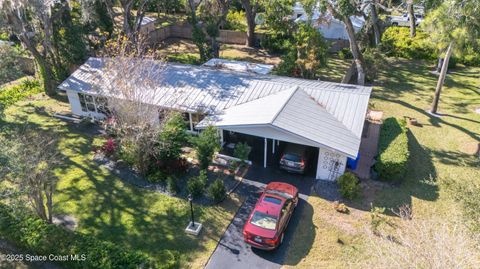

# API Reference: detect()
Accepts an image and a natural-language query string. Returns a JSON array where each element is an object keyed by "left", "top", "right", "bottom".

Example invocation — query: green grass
[
  {"left": 0, "top": 95, "right": 241, "bottom": 268},
  {"left": 285, "top": 58, "right": 480, "bottom": 267}
]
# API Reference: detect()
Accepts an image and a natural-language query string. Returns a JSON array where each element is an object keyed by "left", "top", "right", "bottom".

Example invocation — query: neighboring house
[
  {"left": 139, "top": 16, "right": 157, "bottom": 34},
  {"left": 58, "top": 57, "right": 372, "bottom": 181},
  {"left": 293, "top": 2, "right": 365, "bottom": 40}
]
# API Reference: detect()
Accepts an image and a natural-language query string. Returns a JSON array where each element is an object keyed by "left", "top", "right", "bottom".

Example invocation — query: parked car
[
  {"left": 279, "top": 143, "right": 308, "bottom": 174},
  {"left": 389, "top": 13, "right": 424, "bottom": 26},
  {"left": 243, "top": 182, "right": 299, "bottom": 250}
]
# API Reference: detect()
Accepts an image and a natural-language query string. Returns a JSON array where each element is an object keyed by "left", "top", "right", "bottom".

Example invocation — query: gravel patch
[{"left": 313, "top": 180, "right": 341, "bottom": 201}]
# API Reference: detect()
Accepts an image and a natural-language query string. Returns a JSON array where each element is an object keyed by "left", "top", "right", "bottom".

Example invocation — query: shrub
[
  {"left": 374, "top": 117, "right": 410, "bottom": 182},
  {"left": 166, "top": 176, "right": 179, "bottom": 194},
  {"left": 187, "top": 170, "right": 207, "bottom": 198},
  {"left": 158, "top": 112, "right": 187, "bottom": 161},
  {"left": 273, "top": 23, "right": 327, "bottom": 79},
  {"left": 260, "top": 33, "right": 293, "bottom": 54},
  {"left": 0, "top": 44, "right": 24, "bottom": 85},
  {"left": 0, "top": 79, "right": 42, "bottom": 107},
  {"left": 225, "top": 10, "right": 247, "bottom": 32},
  {"left": 101, "top": 138, "right": 117, "bottom": 156},
  {"left": 0, "top": 204, "right": 178, "bottom": 268},
  {"left": 208, "top": 178, "right": 226, "bottom": 203},
  {"left": 147, "top": 170, "right": 167, "bottom": 183},
  {"left": 370, "top": 206, "right": 386, "bottom": 234},
  {"left": 233, "top": 142, "right": 250, "bottom": 163},
  {"left": 338, "top": 48, "right": 353, "bottom": 60},
  {"left": 381, "top": 27, "right": 436, "bottom": 60},
  {"left": 337, "top": 172, "right": 361, "bottom": 200},
  {"left": 193, "top": 126, "right": 220, "bottom": 170},
  {"left": 154, "top": 158, "right": 189, "bottom": 175},
  {"left": 274, "top": 51, "right": 299, "bottom": 77}
]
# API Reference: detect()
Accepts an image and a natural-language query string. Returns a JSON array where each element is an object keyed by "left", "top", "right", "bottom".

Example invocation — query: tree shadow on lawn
[
  {"left": 53, "top": 127, "right": 220, "bottom": 265},
  {"left": 375, "top": 95, "right": 480, "bottom": 143},
  {"left": 373, "top": 59, "right": 437, "bottom": 101},
  {"left": 370, "top": 131, "right": 439, "bottom": 216},
  {"left": 2, "top": 100, "right": 228, "bottom": 265}
]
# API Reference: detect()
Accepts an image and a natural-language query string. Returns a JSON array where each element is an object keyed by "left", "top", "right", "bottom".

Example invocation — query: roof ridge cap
[{"left": 270, "top": 86, "right": 300, "bottom": 124}]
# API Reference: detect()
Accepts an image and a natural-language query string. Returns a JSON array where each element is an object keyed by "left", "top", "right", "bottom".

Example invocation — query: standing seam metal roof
[{"left": 58, "top": 57, "right": 372, "bottom": 155}]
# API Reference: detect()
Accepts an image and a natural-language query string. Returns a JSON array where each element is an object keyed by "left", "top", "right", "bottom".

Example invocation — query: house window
[
  {"left": 79, "top": 93, "right": 96, "bottom": 113},
  {"left": 78, "top": 93, "right": 110, "bottom": 115},
  {"left": 95, "top": 96, "right": 110, "bottom": 115}
]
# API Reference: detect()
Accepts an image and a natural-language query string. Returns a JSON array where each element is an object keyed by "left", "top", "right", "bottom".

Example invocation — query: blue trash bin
[{"left": 347, "top": 153, "right": 360, "bottom": 170}]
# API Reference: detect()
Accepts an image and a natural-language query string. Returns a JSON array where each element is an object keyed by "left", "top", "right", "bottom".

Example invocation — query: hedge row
[
  {"left": 381, "top": 27, "right": 480, "bottom": 66},
  {"left": 0, "top": 204, "right": 179, "bottom": 269},
  {"left": 381, "top": 27, "right": 437, "bottom": 61},
  {"left": 374, "top": 117, "right": 410, "bottom": 182},
  {"left": 0, "top": 79, "right": 42, "bottom": 107}
]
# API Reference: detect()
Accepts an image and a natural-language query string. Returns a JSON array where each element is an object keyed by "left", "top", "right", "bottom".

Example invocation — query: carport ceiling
[{"left": 198, "top": 87, "right": 363, "bottom": 158}]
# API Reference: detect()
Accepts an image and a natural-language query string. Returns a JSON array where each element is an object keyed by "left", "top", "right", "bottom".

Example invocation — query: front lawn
[
  {"left": 0, "top": 95, "right": 242, "bottom": 268},
  {"left": 284, "top": 59, "right": 480, "bottom": 267}
]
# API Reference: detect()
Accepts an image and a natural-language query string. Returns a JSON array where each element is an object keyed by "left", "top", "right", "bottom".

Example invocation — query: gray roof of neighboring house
[{"left": 59, "top": 57, "right": 372, "bottom": 156}]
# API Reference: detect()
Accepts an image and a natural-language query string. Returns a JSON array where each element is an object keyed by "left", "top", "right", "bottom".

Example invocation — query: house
[
  {"left": 139, "top": 16, "right": 157, "bottom": 34},
  {"left": 58, "top": 57, "right": 372, "bottom": 181},
  {"left": 293, "top": 2, "right": 365, "bottom": 40}
]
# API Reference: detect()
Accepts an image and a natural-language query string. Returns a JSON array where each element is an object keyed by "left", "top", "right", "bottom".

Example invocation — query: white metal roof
[
  {"left": 202, "top": 58, "right": 274, "bottom": 75},
  {"left": 198, "top": 87, "right": 361, "bottom": 157},
  {"left": 59, "top": 57, "right": 371, "bottom": 156}
]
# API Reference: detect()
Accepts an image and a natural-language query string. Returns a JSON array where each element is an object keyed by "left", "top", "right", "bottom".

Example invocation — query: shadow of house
[{"left": 274, "top": 200, "right": 315, "bottom": 267}]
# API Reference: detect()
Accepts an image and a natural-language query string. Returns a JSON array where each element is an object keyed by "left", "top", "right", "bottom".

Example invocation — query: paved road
[{"left": 205, "top": 166, "right": 314, "bottom": 269}]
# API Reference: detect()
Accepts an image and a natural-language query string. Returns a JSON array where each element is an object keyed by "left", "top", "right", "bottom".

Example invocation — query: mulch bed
[{"left": 93, "top": 153, "right": 249, "bottom": 206}]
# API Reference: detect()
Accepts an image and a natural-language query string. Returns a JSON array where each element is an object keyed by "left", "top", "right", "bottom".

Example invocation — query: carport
[{"left": 197, "top": 87, "right": 363, "bottom": 181}]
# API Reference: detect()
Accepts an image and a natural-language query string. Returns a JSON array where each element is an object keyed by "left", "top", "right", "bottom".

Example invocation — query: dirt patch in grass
[
  {"left": 459, "top": 141, "right": 479, "bottom": 155},
  {"left": 158, "top": 38, "right": 281, "bottom": 65}
]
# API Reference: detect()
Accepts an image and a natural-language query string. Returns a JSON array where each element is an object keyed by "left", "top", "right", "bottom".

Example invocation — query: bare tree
[
  {"left": 116, "top": 0, "right": 152, "bottom": 37},
  {"left": 93, "top": 36, "right": 178, "bottom": 174},
  {"left": 0, "top": 127, "right": 62, "bottom": 223}
]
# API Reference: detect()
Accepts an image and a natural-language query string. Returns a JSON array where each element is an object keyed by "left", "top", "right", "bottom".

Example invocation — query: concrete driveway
[{"left": 205, "top": 165, "right": 314, "bottom": 269}]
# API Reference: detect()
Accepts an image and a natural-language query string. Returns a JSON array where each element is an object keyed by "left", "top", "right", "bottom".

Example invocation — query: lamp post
[{"left": 188, "top": 194, "right": 195, "bottom": 229}]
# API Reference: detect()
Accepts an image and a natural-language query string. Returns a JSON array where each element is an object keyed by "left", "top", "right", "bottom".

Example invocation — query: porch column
[
  {"left": 219, "top": 129, "right": 224, "bottom": 146},
  {"left": 272, "top": 139, "right": 275, "bottom": 154},
  {"left": 188, "top": 112, "right": 193, "bottom": 131},
  {"left": 264, "top": 138, "right": 267, "bottom": 168}
]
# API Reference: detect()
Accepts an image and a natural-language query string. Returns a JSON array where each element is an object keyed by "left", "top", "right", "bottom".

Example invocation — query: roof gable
[{"left": 58, "top": 57, "right": 372, "bottom": 144}]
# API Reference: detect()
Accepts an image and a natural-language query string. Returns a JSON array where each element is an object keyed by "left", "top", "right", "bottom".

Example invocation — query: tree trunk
[
  {"left": 343, "top": 17, "right": 366, "bottom": 85},
  {"left": 19, "top": 35, "right": 56, "bottom": 95},
  {"left": 407, "top": 0, "right": 416, "bottom": 37},
  {"left": 120, "top": 0, "right": 133, "bottom": 36},
  {"left": 241, "top": 0, "right": 257, "bottom": 47},
  {"left": 46, "top": 184, "right": 54, "bottom": 224},
  {"left": 371, "top": 3, "right": 381, "bottom": 45},
  {"left": 430, "top": 42, "right": 453, "bottom": 114}
]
